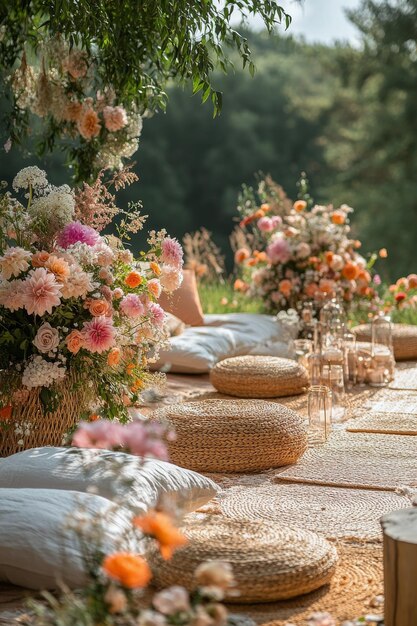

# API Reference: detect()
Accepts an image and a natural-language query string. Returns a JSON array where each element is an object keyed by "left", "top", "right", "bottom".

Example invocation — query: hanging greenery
[{"left": 0, "top": 1, "right": 291, "bottom": 181}]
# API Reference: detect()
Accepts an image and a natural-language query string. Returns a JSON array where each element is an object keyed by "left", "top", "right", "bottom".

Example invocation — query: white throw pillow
[
  {"left": 0, "top": 488, "right": 140, "bottom": 589},
  {"left": 0, "top": 447, "right": 218, "bottom": 514}
]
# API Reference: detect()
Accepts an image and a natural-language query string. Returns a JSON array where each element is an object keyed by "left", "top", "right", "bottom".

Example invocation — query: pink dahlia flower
[
  {"left": 103, "top": 106, "right": 128, "bottom": 132},
  {"left": 120, "top": 293, "right": 145, "bottom": 318},
  {"left": 257, "top": 217, "right": 274, "bottom": 232},
  {"left": 22, "top": 268, "right": 62, "bottom": 316},
  {"left": 147, "top": 302, "right": 165, "bottom": 327},
  {"left": 57, "top": 221, "right": 100, "bottom": 248},
  {"left": 72, "top": 421, "right": 124, "bottom": 449},
  {"left": 266, "top": 237, "right": 291, "bottom": 264},
  {"left": 82, "top": 316, "right": 116, "bottom": 353},
  {"left": 161, "top": 237, "right": 183, "bottom": 269}
]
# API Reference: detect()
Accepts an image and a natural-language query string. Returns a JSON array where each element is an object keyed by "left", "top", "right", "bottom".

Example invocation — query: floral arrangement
[
  {"left": 232, "top": 174, "right": 383, "bottom": 316},
  {"left": 383, "top": 274, "right": 417, "bottom": 313},
  {"left": 8, "top": 38, "right": 142, "bottom": 180},
  {"left": 30, "top": 420, "right": 236, "bottom": 626},
  {"left": 0, "top": 165, "right": 183, "bottom": 426}
]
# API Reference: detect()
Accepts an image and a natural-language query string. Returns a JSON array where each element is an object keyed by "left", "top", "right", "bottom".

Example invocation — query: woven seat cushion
[
  {"left": 151, "top": 399, "right": 307, "bottom": 473},
  {"left": 151, "top": 518, "right": 338, "bottom": 603},
  {"left": 209, "top": 355, "right": 309, "bottom": 398},
  {"left": 353, "top": 323, "right": 417, "bottom": 361}
]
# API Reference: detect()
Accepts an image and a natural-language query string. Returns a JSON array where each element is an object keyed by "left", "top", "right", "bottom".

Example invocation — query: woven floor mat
[
  {"left": 364, "top": 388, "right": 417, "bottom": 414},
  {"left": 389, "top": 361, "right": 417, "bottom": 390},
  {"left": 219, "top": 482, "right": 411, "bottom": 542},
  {"left": 346, "top": 411, "right": 417, "bottom": 435},
  {"left": 229, "top": 542, "right": 383, "bottom": 625},
  {"left": 275, "top": 430, "right": 417, "bottom": 491}
]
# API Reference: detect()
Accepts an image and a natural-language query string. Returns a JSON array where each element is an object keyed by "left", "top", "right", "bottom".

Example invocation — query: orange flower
[
  {"left": 150, "top": 262, "right": 162, "bottom": 277},
  {"left": 396, "top": 277, "right": 409, "bottom": 290},
  {"left": 31, "top": 251, "right": 50, "bottom": 267},
  {"left": 319, "top": 278, "right": 336, "bottom": 294},
  {"left": 130, "top": 378, "right": 144, "bottom": 393},
  {"left": 126, "top": 362, "right": 136, "bottom": 376},
  {"left": 331, "top": 210, "right": 346, "bottom": 225},
  {"left": 357, "top": 269, "right": 371, "bottom": 284},
  {"left": 324, "top": 251, "right": 334, "bottom": 265},
  {"left": 148, "top": 280, "right": 161, "bottom": 298},
  {"left": 89, "top": 299, "right": 111, "bottom": 317},
  {"left": 342, "top": 262, "right": 359, "bottom": 281},
  {"left": 89, "top": 413, "right": 100, "bottom": 422},
  {"left": 107, "top": 347, "right": 121, "bottom": 366},
  {"left": 46, "top": 256, "right": 71, "bottom": 281},
  {"left": 353, "top": 240, "right": 362, "bottom": 248},
  {"left": 395, "top": 292, "right": 407, "bottom": 303},
  {"left": 254, "top": 208, "right": 265, "bottom": 219},
  {"left": 133, "top": 511, "right": 187, "bottom": 560},
  {"left": 293, "top": 200, "right": 307, "bottom": 212},
  {"left": 77, "top": 107, "right": 101, "bottom": 140},
  {"left": 305, "top": 283, "right": 319, "bottom": 298},
  {"left": 125, "top": 271, "right": 142, "bottom": 288},
  {"left": 0, "top": 405, "right": 12, "bottom": 421},
  {"left": 233, "top": 279, "right": 249, "bottom": 293},
  {"left": 63, "top": 100, "right": 83, "bottom": 122},
  {"left": 234, "top": 248, "right": 250, "bottom": 264},
  {"left": 408, "top": 274, "right": 417, "bottom": 289},
  {"left": 102, "top": 553, "right": 151, "bottom": 589},
  {"left": 279, "top": 279, "right": 292, "bottom": 297},
  {"left": 260, "top": 203, "right": 271, "bottom": 213},
  {"left": 379, "top": 248, "right": 388, "bottom": 259},
  {"left": 66, "top": 330, "right": 84, "bottom": 354},
  {"left": 247, "top": 258, "right": 258, "bottom": 267}
]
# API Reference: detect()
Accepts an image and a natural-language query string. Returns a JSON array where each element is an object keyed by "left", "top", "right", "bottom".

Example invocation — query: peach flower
[
  {"left": 319, "top": 278, "right": 336, "bottom": 294},
  {"left": 33, "top": 322, "right": 60, "bottom": 354},
  {"left": 63, "top": 100, "right": 83, "bottom": 122},
  {"left": 408, "top": 274, "right": 417, "bottom": 289},
  {"left": 45, "top": 255, "right": 70, "bottom": 281},
  {"left": 77, "top": 107, "right": 101, "bottom": 140},
  {"left": 66, "top": 329, "right": 84, "bottom": 354},
  {"left": 107, "top": 347, "right": 121, "bottom": 366},
  {"left": 89, "top": 299, "right": 111, "bottom": 317},
  {"left": 331, "top": 210, "right": 346, "bottom": 225},
  {"left": 379, "top": 248, "right": 388, "bottom": 259},
  {"left": 133, "top": 511, "right": 187, "bottom": 560},
  {"left": 31, "top": 251, "right": 50, "bottom": 267},
  {"left": 102, "top": 553, "right": 151, "bottom": 589},
  {"left": 148, "top": 278, "right": 162, "bottom": 299},
  {"left": 103, "top": 106, "right": 128, "bottom": 132},
  {"left": 305, "top": 283, "right": 319, "bottom": 298},
  {"left": 22, "top": 268, "right": 62, "bottom": 316},
  {"left": 125, "top": 271, "right": 142, "bottom": 288},
  {"left": 293, "top": 200, "right": 307, "bottom": 212},
  {"left": 150, "top": 262, "right": 162, "bottom": 276},
  {"left": 279, "top": 279, "right": 292, "bottom": 297},
  {"left": 233, "top": 279, "right": 249, "bottom": 292},
  {"left": 234, "top": 248, "right": 250, "bottom": 264},
  {"left": 342, "top": 262, "right": 359, "bottom": 280}
]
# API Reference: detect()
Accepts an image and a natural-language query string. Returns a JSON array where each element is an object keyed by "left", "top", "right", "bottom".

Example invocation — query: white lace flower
[
  {"left": 22, "top": 356, "right": 66, "bottom": 388},
  {"left": 12, "top": 167, "right": 48, "bottom": 191}
]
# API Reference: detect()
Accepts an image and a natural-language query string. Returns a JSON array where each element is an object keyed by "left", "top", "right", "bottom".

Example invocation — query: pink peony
[
  {"left": 257, "top": 217, "right": 274, "bottom": 232},
  {"left": 147, "top": 302, "right": 165, "bottom": 327},
  {"left": 22, "top": 268, "right": 62, "bottom": 316},
  {"left": 82, "top": 316, "right": 116, "bottom": 353},
  {"left": 57, "top": 221, "right": 100, "bottom": 248},
  {"left": 0, "top": 247, "right": 31, "bottom": 279},
  {"left": 266, "top": 237, "right": 291, "bottom": 264},
  {"left": 271, "top": 215, "right": 282, "bottom": 228},
  {"left": 161, "top": 237, "right": 183, "bottom": 269},
  {"left": 159, "top": 265, "right": 183, "bottom": 293},
  {"left": 120, "top": 293, "right": 145, "bottom": 318},
  {"left": 103, "top": 106, "right": 128, "bottom": 132}
]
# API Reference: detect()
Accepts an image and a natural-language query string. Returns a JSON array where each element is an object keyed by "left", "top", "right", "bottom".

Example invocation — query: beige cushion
[
  {"left": 210, "top": 355, "right": 309, "bottom": 398},
  {"left": 152, "top": 399, "right": 307, "bottom": 473},
  {"left": 151, "top": 518, "right": 338, "bottom": 603},
  {"left": 159, "top": 269, "right": 204, "bottom": 326},
  {"left": 353, "top": 323, "right": 417, "bottom": 361}
]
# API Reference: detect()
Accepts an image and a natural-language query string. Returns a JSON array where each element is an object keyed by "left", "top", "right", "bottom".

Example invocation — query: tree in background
[{"left": 0, "top": 0, "right": 291, "bottom": 180}]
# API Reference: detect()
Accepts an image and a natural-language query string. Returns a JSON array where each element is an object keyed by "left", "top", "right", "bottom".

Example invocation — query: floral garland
[
  {"left": 0, "top": 165, "right": 183, "bottom": 423},
  {"left": 8, "top": 37, "right": 142, "bottom": 180}
]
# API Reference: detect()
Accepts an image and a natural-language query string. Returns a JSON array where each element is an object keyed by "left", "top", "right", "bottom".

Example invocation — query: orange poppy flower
[
  {"left": 0, "top": 405, "right": 12, "bottom": 421},
  {"left": 125, "top": 271, "right": 143, "bottom": 288},
  {"left": 134, "top": 511, "right": 187, "bottom": 560},
  {"left": 102, "top": 553, "right": 151, "bottom": 589},
  {"left": 342, "top": 262, "right": 359, "bottom": 281}
]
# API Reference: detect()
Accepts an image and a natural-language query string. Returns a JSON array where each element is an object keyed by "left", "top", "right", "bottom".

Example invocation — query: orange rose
[
  {"left": 133, "top": 511, "right": 187, "bottom": 560},
  {"left": 89, "top": 299, "right": 110, "bottom": 317},
  {"left": 357, "top": 269, "right": 371, "bottom": 284},
  {"left": 293, "top": 200, "right": 307, "bottom": 212},
  {"left": 102, "top": 553, "right": 151, "bottom": 589},
  {"left": 342, "top": 262, "right": 359, "bottom": 280},
  {"left": 66, "top": 330, "right": 84, "bottom": 354},
  {"left": 408, "top": 274, "right": 417, "bottom": 289},
  {"left": 148, "top": 280, "right": 161, "bottom": 298},
  {"left": 279, "top": 279, "right": 292, "bottom": 297},
  {"left": 247, "top": 258, "right": 258, "bottom": 267},
  {"left": 107, "top": 347, "right": 121, "bottom": 366},
  {"left": 150, "top": 262, "right": 161, "bottom": 276},
  {"left": 31, "top": 251, "right": 50, "bottom": 267},
  {"left": 234, "top": 248, "right": 251, "bottom": 264},
  {"left": 331, "top": 210, "right": 346, "bottom": 225},
  {"left": 125, "top": 271, "right": 143, "bottom": 288},
  {"left": 379, "top": 248, "right": 388, "bottom": 259},
  {"left": 319, "top": 278, "right": 336, "bottom": 294},
  {"left": 130, "top": 378, "right": 144, "bottom": 393},
  {"left": 324, "top": 251, "right": 334, "bottom": 265},
  {"left": 254, "top": 208, "right": 265, "bottom": 219},
  {"left": 0, "top": 405, "right": 12, "bottom": 421}
]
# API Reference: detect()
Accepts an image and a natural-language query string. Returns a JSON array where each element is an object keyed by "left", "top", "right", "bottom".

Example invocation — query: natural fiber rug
[
  {"left": 275, "top": 431, "right": 417, "bottom": 491},
  {"left": 364, "top": 388, "right": 417, "bottom": 414},
  {"left": 219, "top": 483, "right": 411, "bottom": 542},
  {"left": 229, "top": 543, "right": 383, "bottom": 625},
  {"left": 389, "top": 362, "right": 417, "bottom": 390},
  {"left": 346, "top": 411, "right": 417, "bottom": 435}
]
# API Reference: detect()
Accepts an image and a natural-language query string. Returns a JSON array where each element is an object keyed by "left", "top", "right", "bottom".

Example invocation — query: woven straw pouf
[
  {"left": 151, "top": 518, "right": 338, "bottom": 603},
  {"left": 209, "top": 356, "right": 309, "bottom": 398},
  {"left": 151, "top": 399, "right": 307, "bottom": 473},
  {"left": 353, "top": 323, "right": 417, "bottom": 361}
]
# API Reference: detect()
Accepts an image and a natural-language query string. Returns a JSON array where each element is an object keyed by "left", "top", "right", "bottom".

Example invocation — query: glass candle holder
[
  {"left": 321, "top": 363, "right": 345, "bottom": 423},
  {"left": 306, "top": 351, "right": 323, "bottom": 385},
  {"left": 294, "top": 339, "right": 313, "bottom": 369},
  {"left": 308, "top": 385, "right": 332, "bottom": 445},
  {"left": 343, "top": 331, "right": 357, "bottom": 387}
]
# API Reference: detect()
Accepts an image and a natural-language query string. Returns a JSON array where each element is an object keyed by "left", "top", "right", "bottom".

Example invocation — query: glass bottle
[
  {"left": 370, "top": 313, "right": 395, "bottom": 386},
  {"left": 321, "top": 363, "right": 345, "bottom": 424},
  {"left": 308, "top": 385, "right": 332, "bottom": 445}
]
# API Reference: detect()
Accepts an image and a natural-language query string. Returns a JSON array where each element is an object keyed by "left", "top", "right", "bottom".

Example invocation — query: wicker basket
[
  {"left": 353, "top": 323, "right": 417, "bottom": 361},
  {"left": 151, "top": 517, "right": 338, "bottom": 603},
  {"left": 210, "top": 356, "right": 309, "bottom": 398},
  {"left": 0, "top": 371, "right": 93, "bottom": 457},
  {"left": 151, "top": 399, "right": 307, "bottom": 473}
]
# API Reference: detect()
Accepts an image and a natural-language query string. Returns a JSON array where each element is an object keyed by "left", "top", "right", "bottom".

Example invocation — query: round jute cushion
[
  {"left": 209, "top": 356, "right": 309, "bottom": 398},
  {"left": 151, "top": 399, "right": 307, "bottom": 473},
  {"left": 151, "top": 518, "right": 338, "bottom": 603},
  {"left": 353, "top": 323, "right": 417, "bottom": 361}
]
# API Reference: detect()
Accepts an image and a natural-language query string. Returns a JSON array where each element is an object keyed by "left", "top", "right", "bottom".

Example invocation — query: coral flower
[
  {"left": 102, "top": 553, "right": 152, "bottom": 589},
  {"left": 66, "top": 329, "right": 84, "bottom": 354},
  {"left": 150, "top": 262, "right": 161, "bottom": 276},
  {"left": 88, "top": 299, "right": 111, "bottom": 317},
  {"left": 342, "top": 262, "right": 359, "bottom": 281},
  {"left": 107, "top": 347, "right": 122, "bottom": 366},
  {"left": 266, "top": 237, "right": 291, "bottom": 264},
  {"left": 63, "top": 100, "right": 83, "bottom": 122},
  {"left": 0, "top": 405, "right": 12, "bottom": 421},
  {"left": 331, "top": 210, "right": 346, "bottom": 225},
  {"left": 260, "top": 203, "right": 270, "bottom": 212},
  {"left": 234, "top": 248, "right": 250, "bottom": 264},
  {"left": 77, "top": 107, "right": 101, "bottom": 140},
  {"left": 133, "top": 511, "right": 187, "bottom": 560},
  {"left": 22, "top": 268, "right": 62, "bottom": 316},
  {"left": 247, "top": 258, "right": 258, "bottom": 267},
  {"left": 31, "top": 251, "right": 50, "bottom": 267},
  {"left": 233, "top": 278, "right": 249, "bottom": 292},
  {"left": 379, "top": 248, "right": 388, "bottom": 259},
  {"left": 279, "top": 279, "right": 292, "bottom": 297},
  {"left": 103, "top": 105, "right": 128, "bottom": 132},
  {"left": 45, "top": 255, "right": 71, "bottom": 281},
  {"left": 82, "top": 316, "right": 116, "bottom": 353},
  {"left": 395, "top": 292, "right": 407, "bottom": 303},
  {"left": 0, "top": 246, "right": 31, "bottom": 279},
  {"left": 408, "top": 274, "right": 417, "bottom": 289},
  {"left": 125, "top": 271, "right": 143, "bottom": 288},
  {"left": 325, "top": 251, "right": 334, "bottom": 265},
  {"left": 148, "top": 278, "right": 162, "bottom": 299},
  {"left": 293, "top": 200, "right": 307, "bottom": 212}
]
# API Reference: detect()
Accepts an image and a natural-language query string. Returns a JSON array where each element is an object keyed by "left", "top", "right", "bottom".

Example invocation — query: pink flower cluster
[
  {"left": 57, "top": 221, "right": 100, "bottom": 248},
  {"left": 72, "top": 420, "right": 172, "bottom": 460}
]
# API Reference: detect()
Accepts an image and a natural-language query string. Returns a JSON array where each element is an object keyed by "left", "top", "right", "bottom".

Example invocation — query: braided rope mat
[
  {"left": 230, "top": 543, "right": 383, "bottom": 625},
  {"left": 363, "top": 388, "right": 417, "bottom": 413},
  {"left": 346, "top": 411, "right": 417, "bottom": 435},
  {"left": 276, "top": 430, "right": 417, "bottom": 491},
  {"left": 219, "top": 483, "right": 411, "bottom": 542},
  {"left": 389, "top": 362, "right": 417, "bottom": 390}
]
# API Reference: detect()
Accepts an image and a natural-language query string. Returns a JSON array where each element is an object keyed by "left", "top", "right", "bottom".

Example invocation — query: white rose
[{"left": 33, "top": 323, "right": 60, "bottom": 354}]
